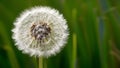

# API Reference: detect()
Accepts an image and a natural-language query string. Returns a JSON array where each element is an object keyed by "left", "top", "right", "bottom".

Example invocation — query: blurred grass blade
[
  {"left": 4, "top": 45, "right": 20, "bottom": 68},
  {"left": 97, "top": 0, "right": 117, "bottom": 68},
  {"left": 0, "top": 21, "right": 20, "bottom": 68},
  {"left": 72, "top": 33, "right": 77, "bottom": 68}
]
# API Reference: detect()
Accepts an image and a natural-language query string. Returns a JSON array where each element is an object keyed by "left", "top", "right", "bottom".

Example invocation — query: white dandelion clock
[{"left": 12, "top": 6, "right": 69, "bottom": 57}]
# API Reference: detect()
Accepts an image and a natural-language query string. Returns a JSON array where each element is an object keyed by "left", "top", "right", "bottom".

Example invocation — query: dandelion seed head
[
  {"left": 12, "top": 6, "right": 69, "bottom": 57},
  {"left": 30, "top": 22, "right": 51, "bottom": 41}
]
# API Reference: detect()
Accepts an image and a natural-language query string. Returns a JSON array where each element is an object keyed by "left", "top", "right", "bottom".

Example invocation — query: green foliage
[{"left": 0, "top": 0, "right": 120, "bottom": 68}]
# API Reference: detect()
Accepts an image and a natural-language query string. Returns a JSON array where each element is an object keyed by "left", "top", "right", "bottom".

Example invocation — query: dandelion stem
[
  {"left": 33, "top": 57, "right": 38, "bottom": 68},
  {"left": 39, "top": 57, "right": 43, "bottom": 68},
  {"left": 43, "top": 58, "right": 47, "bottom": 68}
]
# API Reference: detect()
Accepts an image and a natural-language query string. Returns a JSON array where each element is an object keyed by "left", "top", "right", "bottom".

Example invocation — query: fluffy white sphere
[{"left": 12, "top": 6, "right": 69, "bottom": 57}]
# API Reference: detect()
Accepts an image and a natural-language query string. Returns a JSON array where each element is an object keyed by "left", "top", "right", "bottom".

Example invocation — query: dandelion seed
[{"left": 12, "top": 6, "right": 69, "bottom": 57}]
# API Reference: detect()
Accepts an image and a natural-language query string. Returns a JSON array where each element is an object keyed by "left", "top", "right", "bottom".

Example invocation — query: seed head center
[{"left": 31, "top": 23, "right": 51, "bottom": 41}]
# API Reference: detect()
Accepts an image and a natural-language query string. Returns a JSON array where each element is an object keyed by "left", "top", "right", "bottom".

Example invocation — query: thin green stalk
[
  {"left": 39, "top": 57, "right": 43, "bottom": 68},
  {"left": 72, "top": 33, "right": 77, "bottom": 68},
  {"left": 43, "top": 58, "right": 47, "bottom": 68},
  {"left": 33, "top": 57, "right": 38, "bottom": 68}
]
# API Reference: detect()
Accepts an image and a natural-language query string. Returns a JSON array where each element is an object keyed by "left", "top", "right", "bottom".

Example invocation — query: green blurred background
[{"left": 0, "top": 0, "right": 120, "bottom": 68}]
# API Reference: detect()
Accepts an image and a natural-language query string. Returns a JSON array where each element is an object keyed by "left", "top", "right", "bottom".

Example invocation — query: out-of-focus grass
[{"left": 0, "top": 0, "right": 120, "bottom": 68}]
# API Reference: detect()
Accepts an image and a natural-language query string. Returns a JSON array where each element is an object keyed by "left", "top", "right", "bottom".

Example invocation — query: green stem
[
  {"left": 33, "top": 57, "right": 38, "bottom": 68},
  {"left": 43, "top": 58, "right": 47, "bottom": 68},
  {"left": 39, "top": 57, "right": 43, "bottom": 68},
  {"left": 72, "top": 33, "right": 77, "bottom": 68}
]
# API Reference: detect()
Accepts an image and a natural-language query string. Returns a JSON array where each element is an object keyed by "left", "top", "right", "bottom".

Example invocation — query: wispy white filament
[{"left": 12, "top": 6, "right": 69, "bottom": 57}]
